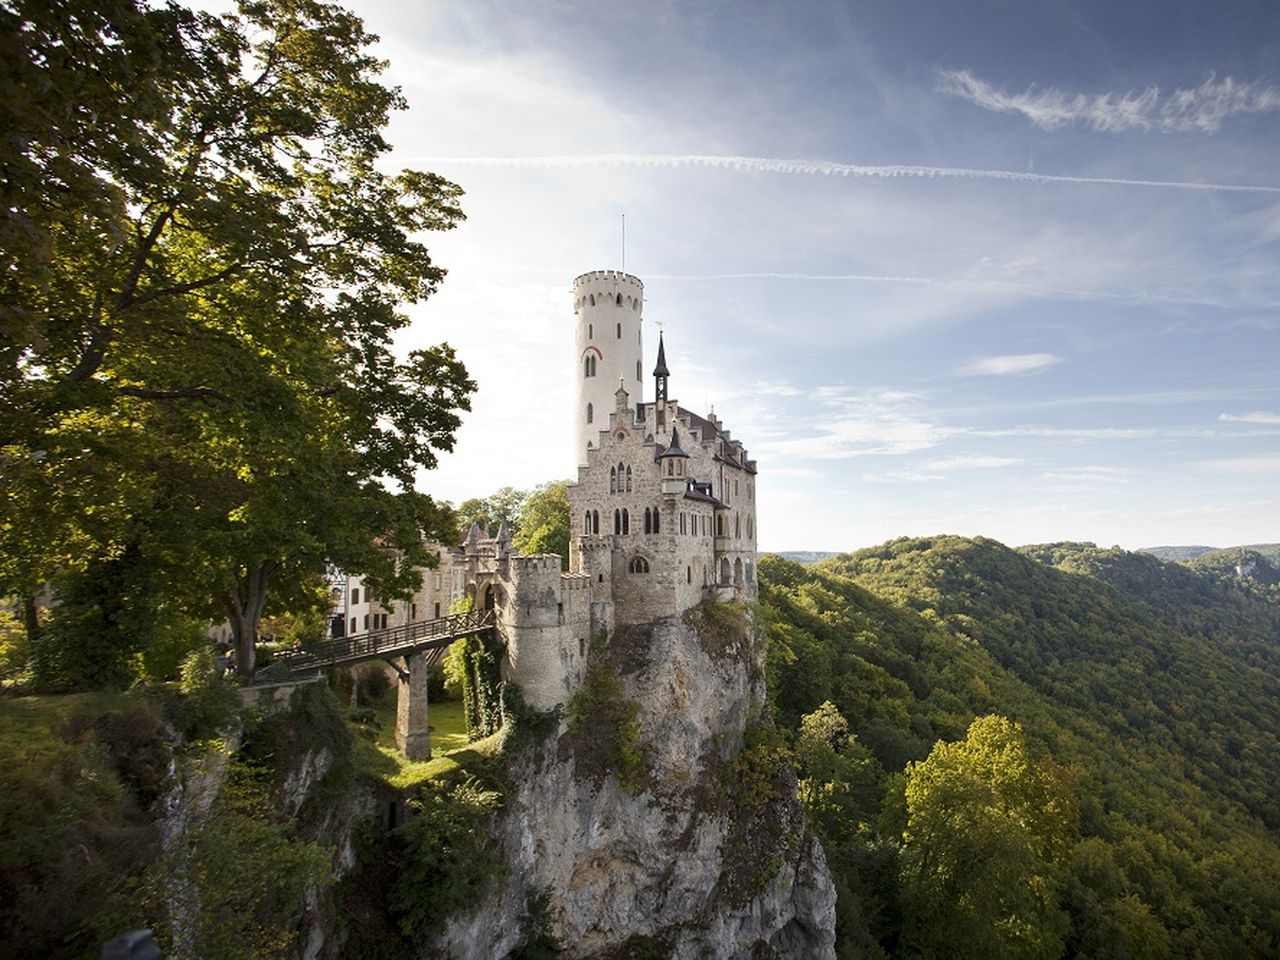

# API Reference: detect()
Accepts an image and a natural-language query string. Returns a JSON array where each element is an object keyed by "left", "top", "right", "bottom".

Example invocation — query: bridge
[{"left": 246, "top": 609, "right": 497, "bottom": 760}]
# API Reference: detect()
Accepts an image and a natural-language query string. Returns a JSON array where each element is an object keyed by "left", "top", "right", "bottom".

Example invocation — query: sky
[{"left": 342, "top": 0, "right": 1278, "bottom": 552}]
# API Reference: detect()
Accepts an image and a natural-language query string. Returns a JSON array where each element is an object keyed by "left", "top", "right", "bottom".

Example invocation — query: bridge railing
[{"left": 251, "top": 609, "right": 495, "bottom": 682}]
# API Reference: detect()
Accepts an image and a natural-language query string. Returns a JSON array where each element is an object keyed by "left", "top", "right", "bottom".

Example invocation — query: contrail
[
  {"left": 498, "top": 264, "right": 1278, "bottom": 309},
  {"left": 399, "top": 152, "right": 1280, "bottom": 195}
]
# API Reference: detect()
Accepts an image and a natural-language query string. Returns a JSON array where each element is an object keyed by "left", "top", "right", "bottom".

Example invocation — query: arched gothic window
[
  {"left": 653, "top": 508, "right": 660, "bottom": 533},
  {"left": 616, "top": 293, "right": 623, "bottom": 306},
  {"left": 625, "top": 466, "right": 632, "bottom": 492},
  {"left": 584, "top": 355, "right": 596, "bottom": 377},
  {"left": 584, "top": 511, "right": 591, "bottom": 535},
  {"left": 629, "top": 556, "right": 650, "bottom": 573},
  {"left": 586, "top": 403, "right": 593, "bottom": 424},
  {"left": 643, "top": 508, "right": 652, "bottom": 534},
  {"left": 614, "top": 509, "right": 621, "bottom": 535},
  {"left": 622, "top": 508, "right": 629, "bottom": 534},
  {"left": 610, "top": 466, "right": 617, "bottom": 493},
  {"left": 592, "top": 510, "right": 599, "bottom": 534},
  {"left": 589, "top": 294, "right": 595, "bottom": 306},
  {"left": 735, "top": 515, "right": 741, "bottom": 538},
  {"left": 717, "top": 515, "right": 724, "bottom": 536}
]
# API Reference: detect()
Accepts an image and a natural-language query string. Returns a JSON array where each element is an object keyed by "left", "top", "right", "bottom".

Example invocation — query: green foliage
[
  {"left": 456, "top": 487, "right": 529, "bottom": 539},
  {"left": 683, "top": 596, "right": 755, "bottom": 662},
  {"left": 759, "top": 539, "right": 1280, "bottom": 959},
  {"left": 239, "top": 680, "right": 354, "bottom": 790},
  {"left": 512, "top": 480, "right": 572, "bottom": 569},
  {"left": 170, "top": 646, "right": 239, "bottom": 740},
  {"left": 1, "top": 0, "right": 475, "bottom": 677},
  {"left": 0, "top": 609, "right": 30, "bottom": 690},
  {"left": 135, "top": 611, "right": 208, "bottom": 682},
  {"left": 565, "top": 657, "right": 651, "bottom": 792},
  {"left": 512, "top": 890, "right": 564, "bottom": 958},
  {"left": 455, "top": 631, "right": 505, "bottom": 740},
  {"left": 0, "top": 692, "right": 167, "bottom": 957},
  {"left": 899, "top": 715, "right": 1076, "bottom": 960},
  {"left": 141, "top": 759, "right": 334, "bottom": 960},
  {"left": 711, "top": 721, "right": 802, "bottom": 908},
  {"left": 31, "top": 546, "right": 158, "bottom": 690},
  {"left": 388, "top": 778, "right": 505, "bottom": 941}
]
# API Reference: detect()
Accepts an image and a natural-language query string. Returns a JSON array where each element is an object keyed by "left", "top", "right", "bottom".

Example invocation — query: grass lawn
[{"left": 349, "top": 694, "right": 500, "bottom": 790}]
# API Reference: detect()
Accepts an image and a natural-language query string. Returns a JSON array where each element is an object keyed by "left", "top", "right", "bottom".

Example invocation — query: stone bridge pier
[{"left": 394, "top": 652, "right": 432, "bottom": 760}]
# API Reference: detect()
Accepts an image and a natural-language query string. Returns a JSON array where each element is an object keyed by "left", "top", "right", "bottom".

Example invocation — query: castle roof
[
  {"left": 683, "top": 485, "right": 724, "bottom": 507},
  {"left": 660, "top": 425, "right": 689, "bottom": 458}
]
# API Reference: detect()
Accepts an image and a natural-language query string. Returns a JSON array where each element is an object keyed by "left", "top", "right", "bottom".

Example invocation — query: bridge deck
[{"left": 247, "top": 609, "right": 496, "bottom": 685}]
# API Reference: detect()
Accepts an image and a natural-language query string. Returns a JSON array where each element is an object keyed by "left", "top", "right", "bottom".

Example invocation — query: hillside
[{"left": 760, "top": 537, "right": 1280, "bottom": 959}]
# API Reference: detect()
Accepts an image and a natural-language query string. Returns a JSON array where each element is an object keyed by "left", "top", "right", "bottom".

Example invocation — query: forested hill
[{"left": 759, "top": 537, "right": 1280, "bottom": 959}]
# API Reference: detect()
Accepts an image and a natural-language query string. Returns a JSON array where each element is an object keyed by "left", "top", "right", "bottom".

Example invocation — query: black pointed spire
[
  {"left": 663, "top": 425, "right": 688, "bottom": 458},
  {"left": 653, "top": 331, "right": 670, "bottom": 377},
  {"left": 653, "top": 331, "right": 669, "bottom": 405}
]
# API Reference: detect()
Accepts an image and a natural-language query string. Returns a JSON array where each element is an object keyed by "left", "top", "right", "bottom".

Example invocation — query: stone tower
[{"left": 574, "top": 270, "right": 644, "bottom": 465}]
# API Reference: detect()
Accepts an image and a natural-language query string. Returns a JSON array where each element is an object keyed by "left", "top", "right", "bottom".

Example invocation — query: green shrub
[
  {"left": 168, "top": 647, "right": 239, "bottom": 740},
  {"left": 388, "top": 778, "right": 505, "bottom": 941},
  {"left": 139, "top": 760, "right": 333, "bottom": 960},
  {"left": 565, "top": 659, "right": 651, "bottom": 793},
  {"left": 0, "top": 694, "right": 166, "bottom": 957}
]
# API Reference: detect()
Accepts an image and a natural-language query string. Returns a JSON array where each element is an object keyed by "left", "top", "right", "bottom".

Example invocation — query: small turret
[{"left": 660, "top": 425, "right": 689, "bottom": 495}]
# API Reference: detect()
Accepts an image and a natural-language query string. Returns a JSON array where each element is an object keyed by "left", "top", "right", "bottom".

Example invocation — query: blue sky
[{"left": 343, "top": 0, "right": 1280, "bottom": 551}]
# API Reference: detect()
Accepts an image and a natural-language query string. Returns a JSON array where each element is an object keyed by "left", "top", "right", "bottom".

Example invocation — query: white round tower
[{"left": 573, "top": 270, "right": 644, "bottom": 465}]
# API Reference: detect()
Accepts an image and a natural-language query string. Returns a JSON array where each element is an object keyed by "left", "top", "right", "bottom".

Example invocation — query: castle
[{"left": 331, "top": 271, "right": 759, "bottom": 717}]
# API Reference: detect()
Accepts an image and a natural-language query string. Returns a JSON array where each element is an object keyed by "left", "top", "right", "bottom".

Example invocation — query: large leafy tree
[
  {"left": 1, "top": 0, "right": 474, "bottom": 675},
  {"left": 512, "top": 480, "right": 571, "bottom": 569},
  {"left": 898, "top": 715, "right": 1078, "bottom": 960}
]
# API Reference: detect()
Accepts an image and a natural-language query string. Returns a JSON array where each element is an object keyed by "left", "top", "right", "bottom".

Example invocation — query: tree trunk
[
  {"left": 21, "top": 594, "right": 41, "bottom": 648},
  {"left": 226, "top": 563, "right": 272, "bottom": 676}
]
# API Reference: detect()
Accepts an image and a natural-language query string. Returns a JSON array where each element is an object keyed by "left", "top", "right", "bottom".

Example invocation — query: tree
[
  {"left": 512, "top": 481, "right": 571, "bottom": 569},
  {"left": 455, "top": 487, "right": 528, "bottom": 540},
  {"left": 0, "top": 0, "right": 474, "bottom": 675},
  {"left": 898, "top": 715, "right": 1077, "bottom": 960}
]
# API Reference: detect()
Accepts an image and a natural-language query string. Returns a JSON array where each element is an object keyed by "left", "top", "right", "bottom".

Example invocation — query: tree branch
[
  {"left": 116, "top": 385, "right": 230, "bottom": 403},
  {"left": 125, "top": 261, "right": 245, "bottom": 309}
]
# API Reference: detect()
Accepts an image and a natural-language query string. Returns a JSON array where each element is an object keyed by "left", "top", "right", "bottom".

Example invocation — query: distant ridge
[
  {"left": 1141, "top": 543, "right": 1280, "bottom": 563},
  {"left": 1140, "top": 544, "right": 1217, "bottom": 561},
  {"left": 773, "top": 550, "right": 839, "bottom": 565}
]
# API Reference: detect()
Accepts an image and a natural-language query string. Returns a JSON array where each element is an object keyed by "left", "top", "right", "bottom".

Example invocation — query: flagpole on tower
[{"left": 621, "top": 213, "right": 626, "bottom": 272}]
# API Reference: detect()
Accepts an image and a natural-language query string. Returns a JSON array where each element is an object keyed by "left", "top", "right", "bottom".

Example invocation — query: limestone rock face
[{"left": 434, "top": 608, "right": 837, "bottom": 959}]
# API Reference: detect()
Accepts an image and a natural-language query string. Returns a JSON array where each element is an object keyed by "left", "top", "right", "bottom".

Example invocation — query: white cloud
[
  {"left": 861, "top": 471, "right": 944, "bottom": 483},
  {"left": 752, "top": 388, "right": 952, "bottom": 461},
  {"left": 1198, "top": 456, "right": 1280, "bottom": 475},
  {"left": 1219, "top": 410, "right": 1280, "bottom": 425},
  {"left": 923, "top": 455, "right": 1022, "bottom": 471},
  {"left": 937, "top": 69, "right": 1280, "bottom": 134},
  {"left": 971, "top": 426, "right": 1150, "bottom": 440},
  {"left": 961, "top": 353, "right": 1061, "bottom": 376},
  {"left": 1041, "top": 466, "right": 1131, "bottom": 482}
]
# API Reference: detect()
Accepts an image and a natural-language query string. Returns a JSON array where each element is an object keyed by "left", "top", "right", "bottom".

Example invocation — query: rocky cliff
[{"left": 434, "top": 603, "right": 837, "bottom": 959}]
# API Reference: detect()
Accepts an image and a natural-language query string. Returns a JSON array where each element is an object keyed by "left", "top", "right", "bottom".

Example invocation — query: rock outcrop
[{"left": 435, "top": 604, "right": 838, "bottom": 959}]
